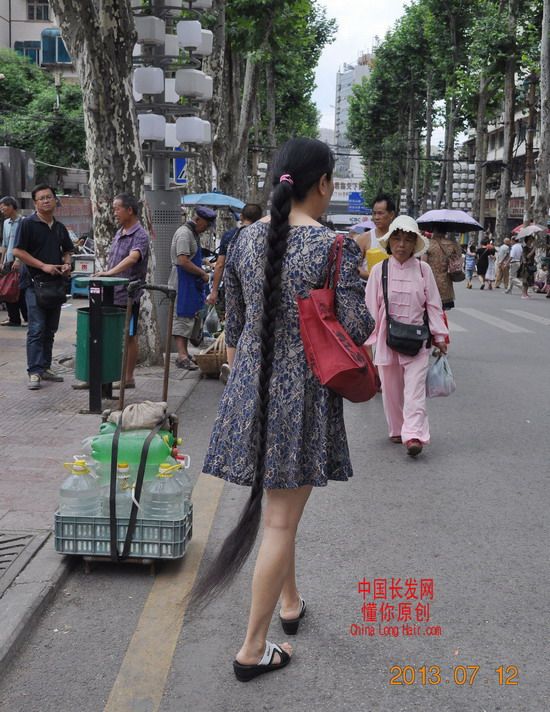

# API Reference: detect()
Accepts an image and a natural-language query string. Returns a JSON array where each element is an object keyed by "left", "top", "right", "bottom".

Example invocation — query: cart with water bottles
[{"left": 54, "top": 281, "right": 194, "bottom": 572}]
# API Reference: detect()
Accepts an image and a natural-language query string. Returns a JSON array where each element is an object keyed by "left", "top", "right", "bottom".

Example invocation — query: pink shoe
[{"left": 521, "top": 295, "right": 531, "bottom": 299}]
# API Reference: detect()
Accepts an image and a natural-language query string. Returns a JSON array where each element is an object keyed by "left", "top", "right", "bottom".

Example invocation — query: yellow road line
[{"left": 104, "top": 474, "right": 225, "bottom": 712}]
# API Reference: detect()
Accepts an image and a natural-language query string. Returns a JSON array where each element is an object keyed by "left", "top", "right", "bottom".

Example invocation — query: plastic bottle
[
  {"left": 59, "top": 458, "right": 101, "bottom": 517},
  {"left": 89, "top": 430, "right": 175, "bottom": 486},
  {"left": 140, "top": 463, "right": 185, "bottom": 520},
  {"left": 173, "top": 451, "right": 193, "bottom": 512},
  {"left": 100, "top": 462, "right": 134, "bottom": 518}
]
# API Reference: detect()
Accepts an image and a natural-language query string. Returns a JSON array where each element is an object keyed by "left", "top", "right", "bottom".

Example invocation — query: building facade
[
  {"left": 0, "top": 0, "right": 74, "bottom": 75},
  {"left": 334, "top": 54, "right": 372, "bottom": 179},
  {"left": 462, "top": 105, "right": 544, "bottom": 230}
]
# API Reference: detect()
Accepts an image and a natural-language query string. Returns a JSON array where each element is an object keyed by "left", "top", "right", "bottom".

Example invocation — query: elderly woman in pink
[{"left": 365, "top": 215, "right": 449, "bottom": 457}]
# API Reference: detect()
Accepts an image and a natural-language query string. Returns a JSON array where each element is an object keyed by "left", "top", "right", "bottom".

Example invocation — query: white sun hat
[{"left": 378, "top": 215, "right": 429, "bottom": 257}]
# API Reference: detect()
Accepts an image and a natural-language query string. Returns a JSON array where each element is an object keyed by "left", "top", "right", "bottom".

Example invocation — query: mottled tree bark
[{"left": 50, "top": 0, "right": 161, "bottom": 364}]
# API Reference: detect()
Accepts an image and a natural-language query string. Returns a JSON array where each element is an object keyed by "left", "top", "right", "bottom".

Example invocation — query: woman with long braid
[{"left": 195, "top": 138, "right": 374, "bottom": 681}]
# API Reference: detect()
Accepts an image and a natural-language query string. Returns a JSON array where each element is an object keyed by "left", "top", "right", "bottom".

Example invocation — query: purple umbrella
[
  {"left": 417, "top": 209, "right": 483, "bottom": 233},
  {"left": 350, "top": 219, "right": 376, "bottom": 233}
]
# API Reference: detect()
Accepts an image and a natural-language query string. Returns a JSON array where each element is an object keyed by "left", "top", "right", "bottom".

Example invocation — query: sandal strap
[{"left": 259, "top": 641, "right": 283, "bottom": 666}]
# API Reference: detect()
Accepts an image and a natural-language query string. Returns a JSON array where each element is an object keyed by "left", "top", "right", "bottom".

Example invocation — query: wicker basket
[{"left": 194, "top": 331, "right": 227, "bottom": 377}]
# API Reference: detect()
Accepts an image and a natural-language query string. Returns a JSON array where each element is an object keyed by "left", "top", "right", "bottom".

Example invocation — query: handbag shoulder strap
[
  {"left": 324, "top": 233, "right": 344, "bottom": 289},
  {"left": 381, "top": 258, "right": 390, "bottom": 320}
]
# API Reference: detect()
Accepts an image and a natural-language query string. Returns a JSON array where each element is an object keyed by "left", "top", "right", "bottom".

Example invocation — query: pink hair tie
[{"left": 279, "top": 174, "right": 294, "bottom": 185}]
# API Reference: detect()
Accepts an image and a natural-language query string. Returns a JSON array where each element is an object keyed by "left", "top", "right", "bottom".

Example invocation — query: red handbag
[
  {"left": 297, "top": 234, "right": 379, "bottom": 403},
  {"left": 0, "top": 269, "right": 20, "bottom": 303}
]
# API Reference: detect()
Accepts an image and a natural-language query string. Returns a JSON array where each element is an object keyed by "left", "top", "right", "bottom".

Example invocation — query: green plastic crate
[{"left": 54, "top": 504, "right": 193, "bottom": 559}]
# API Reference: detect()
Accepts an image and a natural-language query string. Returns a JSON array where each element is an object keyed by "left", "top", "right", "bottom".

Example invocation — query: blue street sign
[
  {"left": 174, "top": 150, "right": 187, "bottom": 185},
  {"left": 347, "top": 191, "right": 368, "bottom": 214}
]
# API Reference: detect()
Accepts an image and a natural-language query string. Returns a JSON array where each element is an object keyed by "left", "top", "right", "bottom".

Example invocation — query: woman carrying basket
[{"left": 192, "top": 138, "right": 373, "bottom": 680}]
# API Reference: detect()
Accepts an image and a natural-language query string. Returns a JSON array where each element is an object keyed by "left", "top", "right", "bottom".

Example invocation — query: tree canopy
[
  {"left": 0, "top": 48, "right": 86, "bottom": 179},
  {"left": 347, "top": 0, "right": 546, "bottom": 233}
]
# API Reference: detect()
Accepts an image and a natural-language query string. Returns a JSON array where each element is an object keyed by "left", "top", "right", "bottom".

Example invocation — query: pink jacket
[{"left": 365, "top": 256, "right": 449, "bottom": 366}]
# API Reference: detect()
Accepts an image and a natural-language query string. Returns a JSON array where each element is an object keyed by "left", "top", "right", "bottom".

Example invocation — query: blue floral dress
[{"left": 202, "top": 222, "right": 374, "bottom": 489}]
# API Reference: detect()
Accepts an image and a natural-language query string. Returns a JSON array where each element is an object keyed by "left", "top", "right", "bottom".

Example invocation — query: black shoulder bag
[
  {"left": 33, "top": 277, "right": 67, "bottom": 309},
  {"left": 32, "top": 222, "right": 69, "bottom": 309},
  {"left": 382, "top": 259, "right": 431, "bottom": 356}
]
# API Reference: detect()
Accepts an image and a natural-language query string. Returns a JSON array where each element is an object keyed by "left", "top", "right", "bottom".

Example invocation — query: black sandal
[
  {"left": 280, "top": 596, "right": 306, "bottom": 635},
  {"left": 233, "top": 641, "right": 291, "bottom": 682}
]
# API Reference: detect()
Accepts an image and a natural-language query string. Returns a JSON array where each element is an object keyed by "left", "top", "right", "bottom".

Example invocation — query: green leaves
[{"left": 0, "top": 49, "right": 86, "bottom": 173}]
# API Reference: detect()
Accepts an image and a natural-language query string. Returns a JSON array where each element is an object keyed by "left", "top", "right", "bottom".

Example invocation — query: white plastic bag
[
  {"left": 426, "top": 355, "right": 456, "bottom": 398},
  {"left": 204, "top": 305, "right": 220, "bottom": 335}
]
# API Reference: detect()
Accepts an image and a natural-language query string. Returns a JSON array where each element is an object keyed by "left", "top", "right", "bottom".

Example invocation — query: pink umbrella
[
  {"left": 417, "top": 209, "right": 482, "bottom": 233},
  {"left": 350, "top": 219, "right": 375, "bottom": 233},
  {"left": 513, "top": 224, "right": 547, "bottom": 237}
]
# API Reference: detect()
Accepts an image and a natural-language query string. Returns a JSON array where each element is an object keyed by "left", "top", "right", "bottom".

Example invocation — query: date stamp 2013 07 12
[{"left": 389, "top": 665, "right": 519, "bottom": 687}]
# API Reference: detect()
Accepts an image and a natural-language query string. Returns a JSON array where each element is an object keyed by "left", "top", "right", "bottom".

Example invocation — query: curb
[
  {"left": 0, "top": 535, "right": 73, "bottom": 674},
  {"left": 0, "top": 372, "right": 202, "bottom": 674}
]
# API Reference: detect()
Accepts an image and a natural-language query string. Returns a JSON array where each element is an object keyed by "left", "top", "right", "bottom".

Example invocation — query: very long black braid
[
  {"left": 189, "top": 182, "right": 293, "bottom": 610},
  {"left": 189, "top": 137, "right": 334, "bottom": 611}
]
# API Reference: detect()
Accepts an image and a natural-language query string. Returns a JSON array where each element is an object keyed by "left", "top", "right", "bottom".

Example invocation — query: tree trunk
[
  {"left": 445, "top": 100, "right": 457, "bottom": 208},
  {"left": 50, "top": 0, "right": 161, "bottom": 364},
  {"left": 186, "top": 146, "right": 212, "bottom": 194},
  {"left": 213, "top": 8, "right": 275, "bottom": 201},
  {"left": 495, "top": 1, "right": 519, "bottom": 244},
  {"left": 260, "top": 61, "right": 277, "bottom": 207},
  {"left": 412, "top": 129, "right": 421, "bottom": 216},
  {"left": 534, "top": 0, "right": 550, "bottom": 236},
  {"left": 523, "top": 74, "right": 538, "bottom": 223},
  {"left": 420, "top": 76, "right": 433, "bottom": 214},
  {"left": 405, "top": 99, "right": 415, "bottom": 215},
  {"left": 435, "top": 100, "right": 451, "bottom": 208},
  {"left": 472, "top": 73, "right": 491, "bottom": 222}
]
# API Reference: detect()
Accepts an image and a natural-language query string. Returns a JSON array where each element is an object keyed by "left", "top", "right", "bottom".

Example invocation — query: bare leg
[
  {"left": 279, "top": 489, "right": 311, "bottom": 618},
  {"left": 279, "top": 545, "right": 300, "bottom": 618},
  {"left": 235, "top": 485, "right": 313, "bottom": 665},
  {"left": 175, "top": 335, "right": 189, "bottom": 360},
  {"left": 226, "top": 345, "right": 236, "bottom": 367}
]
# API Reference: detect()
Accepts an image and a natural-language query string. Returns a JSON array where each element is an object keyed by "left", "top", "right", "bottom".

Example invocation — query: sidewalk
[{"left": 0, "top": 297, "right": 201, "bottom": 667}]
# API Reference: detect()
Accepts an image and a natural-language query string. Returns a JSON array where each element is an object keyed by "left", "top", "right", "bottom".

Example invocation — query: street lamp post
[{"left": 131, "top": 0, "right": 213, "bottom": 333}]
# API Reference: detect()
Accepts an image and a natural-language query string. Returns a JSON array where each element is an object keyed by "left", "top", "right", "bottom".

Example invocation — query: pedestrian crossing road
[{"left": 447, "top": 305, "right": 550, "bottom": 334}]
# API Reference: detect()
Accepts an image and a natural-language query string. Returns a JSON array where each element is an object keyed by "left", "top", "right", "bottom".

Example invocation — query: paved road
[{"left": 0, "top": 285, "right": 547, "bottom": 712}]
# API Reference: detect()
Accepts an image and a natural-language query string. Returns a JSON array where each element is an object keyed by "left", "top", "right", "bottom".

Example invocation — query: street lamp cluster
[
  {"left": 130, "top": 0, "right": 214, "bottom": 176},
  {"left": 129, "top": 0, "right": 215, "bottom": 330}
]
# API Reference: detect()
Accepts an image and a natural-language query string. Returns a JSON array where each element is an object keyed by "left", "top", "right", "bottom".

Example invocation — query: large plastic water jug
[
  {"left": 140, "top": 463, "right": 185, "bottom": 519},
  {"left": 59, "top": 458, "right": 101, "bottom": 517},
  {"left": 89, "top": 430, "right": 175, "bottom": 486},
  {"left": 100, "top": 462, "right": 134, "bottom": 518},
  {"left": 173, "top": 451, "right": 193, "bottom": 512}
]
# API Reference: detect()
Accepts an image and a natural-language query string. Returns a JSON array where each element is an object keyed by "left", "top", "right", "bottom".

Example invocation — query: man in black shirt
[
  {"left": 13, "top": 184, "right": 73, "bottom": 390},
  {"left": 206, "top": 203, "right": 262, "bottom": 309}
]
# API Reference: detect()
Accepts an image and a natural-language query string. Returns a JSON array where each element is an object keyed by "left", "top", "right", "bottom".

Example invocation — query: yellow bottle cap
[{"left": 158, "top": 462, "right": 180, "bottom": 478}]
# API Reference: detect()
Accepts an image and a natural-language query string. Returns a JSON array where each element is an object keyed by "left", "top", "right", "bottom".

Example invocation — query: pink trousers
[{"left": 378, "top": 351, "right": 430, "bottom": 444}]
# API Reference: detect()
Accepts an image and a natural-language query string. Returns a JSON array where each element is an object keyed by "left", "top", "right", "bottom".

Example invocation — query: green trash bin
[{"left": 75, "top": 306, "right": 126, "bottom": 383}]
